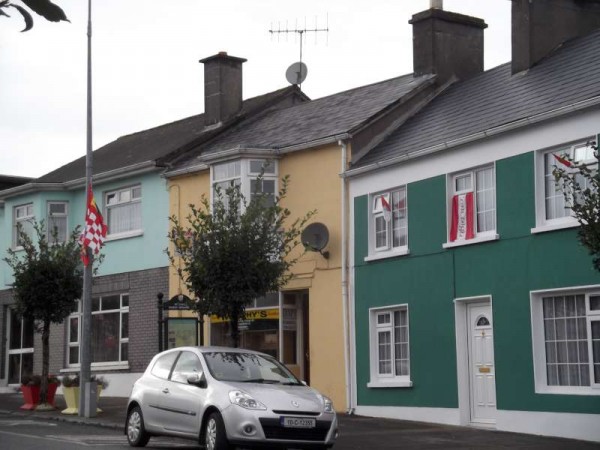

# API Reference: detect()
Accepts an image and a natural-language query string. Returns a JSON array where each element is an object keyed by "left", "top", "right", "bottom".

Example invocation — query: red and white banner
[
  {"left": 450, "top": 192, "right": 474, "bottom": 242},
  {"left": 380, "top": 195, "right": 392, "bottom": 222}
]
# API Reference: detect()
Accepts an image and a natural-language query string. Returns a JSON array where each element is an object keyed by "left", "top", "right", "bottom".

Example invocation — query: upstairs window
[
  {"left": 446, "top": 165, "right": 496, "bottom": 246},
  {"left": 13, "top": 203, "right": 34, "bottom": 248},
  {"left": 368, "top": 187, "right": 407, "bottom": 259},
  {"left": 47, "top": 202, "right": 68, "bottom": 244},
  {"left": 211, "top": 159, "right": 278, "bottom": 211},
  {"left": 536, "top": 141, "right": 597, "bottom": 231},
  {"left": 105, "top": 185, "right": 142, "bottom": 237}
]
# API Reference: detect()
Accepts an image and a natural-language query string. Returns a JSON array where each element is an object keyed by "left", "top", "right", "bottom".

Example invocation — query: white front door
[{"left": 467, "top": 303, "right": 496, "bottom": 424}]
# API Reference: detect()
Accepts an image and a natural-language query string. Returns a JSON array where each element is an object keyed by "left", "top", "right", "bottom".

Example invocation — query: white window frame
[
  {"left": 210, "top": 159, "right": 278, "bottom": 211},
  {"left": 530, "top": 285, "right": 600, "bottom": 395},
  {"left": 532, "top": 138, "right": 597, "bottom": 234},
  {"left": 13, "top": 203, "right": 34, "bottom": 249},
  {"left": 47, "top": 201, "right": 68, "bottom": 244},
  {"left": 443, "top": 164, "right": 499, "bottom": 248},
  {"left": 104, "top": 185, "right": 142, "bottom": 240},
  {"left": 365, "top": 187, "right": 408, "bottom": 262},
  {"left": 367, "top": 304, "right": 412, "bottom": 388},
  {"left": 66, "top": 294, "right": 129, "bottom": 369}
]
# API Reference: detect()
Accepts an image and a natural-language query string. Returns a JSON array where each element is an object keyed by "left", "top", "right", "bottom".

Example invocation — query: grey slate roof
[
  {"left": 35, "top": 86, "right": 306, "bottom": 183},
  {"left": 0, "top": 175, "right": 33, "bottom": 191},
  {"left": 355, "top": 28, "right": 600, "bottom": 168},
  {"left": 172, "top": 74, "right": 433, "bottom": 168}
]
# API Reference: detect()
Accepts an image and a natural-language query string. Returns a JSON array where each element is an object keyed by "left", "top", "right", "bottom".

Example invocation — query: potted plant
[
  {"left": 61, "top": 375, "right": 108, "bottom": 415},
  {"left": 20, "top": 374, "right": 60, "bottom": 410}
]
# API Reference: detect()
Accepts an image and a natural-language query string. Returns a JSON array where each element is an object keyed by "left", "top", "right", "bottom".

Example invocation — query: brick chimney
[
  {"left": 410, "top": 6, "right": 487, "bottom": 84},
  {"left": 512, "top": 0, "right": 600, "bottom": 74},
  {"left": 199, "top": 52, "right": 247, "bottom": 126}
]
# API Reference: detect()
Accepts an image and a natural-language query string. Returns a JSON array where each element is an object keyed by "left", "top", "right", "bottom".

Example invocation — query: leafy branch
[{"left": 0, "top": 0, "right": 68, "bottom": 32}]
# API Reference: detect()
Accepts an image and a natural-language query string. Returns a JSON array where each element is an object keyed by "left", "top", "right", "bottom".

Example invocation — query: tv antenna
[{"left": 269, "top": 15, "right": 329, "bottom": 88}]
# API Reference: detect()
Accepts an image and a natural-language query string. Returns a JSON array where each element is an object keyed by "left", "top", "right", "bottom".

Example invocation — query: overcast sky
[{"left": 0, "top": 0, "right": 511, "bottom": 178}]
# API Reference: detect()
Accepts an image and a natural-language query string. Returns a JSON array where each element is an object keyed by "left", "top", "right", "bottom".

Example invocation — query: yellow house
[{"left": 164, "top": 52, "right": 436, "bottom": 411}]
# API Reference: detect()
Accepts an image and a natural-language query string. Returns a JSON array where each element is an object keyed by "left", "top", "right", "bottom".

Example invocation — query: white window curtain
[{"left": 108, "top": 202, "right": 141, "bottom": 234}]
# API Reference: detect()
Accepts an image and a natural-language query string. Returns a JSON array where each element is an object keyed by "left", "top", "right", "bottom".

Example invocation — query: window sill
[
  {"left": 364, "top": 248, "right": 410, "bottom": 262},
  {"left": 534, "top": 385, "right": 600, "bottom": 396},
  {"left": 531, "top": 220, "right": 579, "bottom": 234},
  {"left": 443, "top": 233, "right": 499, "bottom": 249},
  {"left": 105, "top": 230, "right": 143, "bottom": 242},
  {"left": 367, "top": 379, "right": 413, "bottom": 388},
  {"left": 61, "top": 363, "right": 130, "bottom": 373}
]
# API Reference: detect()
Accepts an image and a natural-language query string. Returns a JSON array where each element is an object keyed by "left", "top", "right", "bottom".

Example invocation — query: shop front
[{"left": 209, "top": 290, "right": 309, "bottom": 382}]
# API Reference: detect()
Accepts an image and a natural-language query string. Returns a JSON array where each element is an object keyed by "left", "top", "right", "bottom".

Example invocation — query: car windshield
[{"left": 203, "top": 352, "right": 302, "bottom": 385}]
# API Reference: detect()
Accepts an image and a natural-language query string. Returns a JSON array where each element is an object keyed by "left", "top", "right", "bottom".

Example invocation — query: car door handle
[{"left": 162, "top": 388, "right": 169, "bottom": 394}]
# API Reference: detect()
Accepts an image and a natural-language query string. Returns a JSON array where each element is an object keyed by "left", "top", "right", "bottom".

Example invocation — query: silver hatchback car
[{"left": 125, "top": 346, "right": 338, "bottom": 449}]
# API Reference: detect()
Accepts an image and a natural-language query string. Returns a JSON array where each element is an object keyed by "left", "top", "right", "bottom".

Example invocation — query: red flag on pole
[
  {"left": 79, "top": 184, "right": 107, "bottom": 266},
  {"left": 450, "top": 192, "right": 475, "bottom": 242}
]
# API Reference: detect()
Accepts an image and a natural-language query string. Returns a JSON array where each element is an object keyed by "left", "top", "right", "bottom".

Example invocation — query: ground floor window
[
  {"left": 210, "top": 308, "right": 280, "bottom": 358},
  {"left": 532, "top": 288, "right": 600, "bottom": 394},
  {"left": 67, "top": 294, "right": 129, "bottom": 366},
  {"left": 7, "top": 308, "right": 34, "bottom": 384},
  {"left": 368, "top": 304, "right": 411, "bottom": 388}
]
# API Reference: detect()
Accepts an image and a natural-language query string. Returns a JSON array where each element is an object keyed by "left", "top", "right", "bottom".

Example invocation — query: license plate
[{"left": 280, "top": 416, "right": 316, "bottom": 428}]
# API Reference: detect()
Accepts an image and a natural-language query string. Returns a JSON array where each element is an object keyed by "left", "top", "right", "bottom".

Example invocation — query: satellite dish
[
  {"left": 285, "top": 62, "right": 308, "bottom": 85},
  {"left": 301, "top": 222, "right": 329, "bottom": 258}
]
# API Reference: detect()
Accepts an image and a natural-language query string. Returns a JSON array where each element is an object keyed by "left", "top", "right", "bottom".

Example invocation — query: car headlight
[
  {"left": 229, "top": 390, "right": 267, "bottom": 410},
  {"left": 319, "top": 395, "right": 334, "bottom": 414}
]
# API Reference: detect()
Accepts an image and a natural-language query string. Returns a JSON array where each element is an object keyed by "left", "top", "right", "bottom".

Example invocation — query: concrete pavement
[{"left": 0, "top": 391, "right": 598, "bottom": 449}]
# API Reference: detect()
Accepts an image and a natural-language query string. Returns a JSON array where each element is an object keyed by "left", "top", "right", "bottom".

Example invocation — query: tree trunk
[
  {"left": 231, "top": 314, "right": 240, "bottom": 348},
  {"left": 40, "top": 319, "right": 50, "bottom": 405}
]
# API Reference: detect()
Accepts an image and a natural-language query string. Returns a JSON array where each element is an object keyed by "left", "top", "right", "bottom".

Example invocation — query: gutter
[
  {"left": 277, "top": 134, "right": 352, "bottom": 154},
  {"left": 338, "top": 139, "right": 353, "bottom": 415},
  {"left": 0, "top": 161, "right": 159, "bottom": 201},
  {"left": 344, "top": 95, "right": 600, "bottom": 178},
  {"left": 163, "top": 163, "right": 210, "bottom": 179},
  {"left": 163, "top": 134, "right": 353, "bottom": 177}
]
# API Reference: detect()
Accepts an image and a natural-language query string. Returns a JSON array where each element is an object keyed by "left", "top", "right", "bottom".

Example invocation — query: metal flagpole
[{"left": 79, "top": 0, "right": 97, "bottom": 418}]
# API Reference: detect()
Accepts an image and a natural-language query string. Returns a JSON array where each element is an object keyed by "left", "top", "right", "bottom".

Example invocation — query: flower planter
[
  {"left": 20, "top": 383, "right": 59, "bottom": 410},
  {"left": 61, "top": 385, "right": 103, "bottom": 415}
]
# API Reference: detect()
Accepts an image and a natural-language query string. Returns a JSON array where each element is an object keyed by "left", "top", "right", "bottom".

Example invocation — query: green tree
[
  {"left": 168, "top": 174, "right": 315, "bottom": 347},
  {"left": 0, "top": 0, "right": 68, "bottom": 32},
  {"left": 4, "top": 221, "right": 82, "bottom": 409},
  {"left": 553, "top": 140, "right": 600, "bottom": 270}
]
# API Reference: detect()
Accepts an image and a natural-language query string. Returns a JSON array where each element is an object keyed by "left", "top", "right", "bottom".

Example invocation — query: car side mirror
[{"left": 187, "top": 372, "right": 207, "bottom": 388}]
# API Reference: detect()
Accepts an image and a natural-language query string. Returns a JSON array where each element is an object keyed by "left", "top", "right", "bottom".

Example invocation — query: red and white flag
[
  {"left": 380, "top": 195, "right": 392, "bottom": 222},
  {"left": 553, "top": 153, "right": 572, "bottom": 167},
  {"left": 79, "top": 184, "right": 107, "bottom": 266},
  {"left": 450, "top": 192, "right": 474, "bottom": 242}
]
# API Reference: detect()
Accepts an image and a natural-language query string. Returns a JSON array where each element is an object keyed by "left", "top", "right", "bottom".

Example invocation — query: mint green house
[{"left": 347, "top": 1, "right": 600, "bottom": 442}]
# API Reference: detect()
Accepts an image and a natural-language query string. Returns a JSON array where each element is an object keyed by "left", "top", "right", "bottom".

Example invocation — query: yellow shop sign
[{"left": 210, "top": 308, "right": 279, "bottom": 324}]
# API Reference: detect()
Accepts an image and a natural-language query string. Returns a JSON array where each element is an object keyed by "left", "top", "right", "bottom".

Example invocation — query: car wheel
[
  {"left": 204, "top": 412, "right": 231, "bottom": 450},
  {"left": 126, "top": 406, "right": 150, "bottom": 447}
]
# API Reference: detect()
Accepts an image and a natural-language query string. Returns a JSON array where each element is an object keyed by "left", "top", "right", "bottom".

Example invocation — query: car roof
[{"left": 165, "top": 346, "right": 268, "bottom": 356}]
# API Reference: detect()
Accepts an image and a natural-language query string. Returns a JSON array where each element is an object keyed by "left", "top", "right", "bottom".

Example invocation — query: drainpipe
[{"left": 338, "top": 139, "right": 353, "bottom": 414}]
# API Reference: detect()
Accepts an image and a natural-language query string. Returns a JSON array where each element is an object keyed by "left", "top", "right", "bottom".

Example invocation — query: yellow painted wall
[{"left": 166, "top": 143, "right": 349, "bottom": 410}]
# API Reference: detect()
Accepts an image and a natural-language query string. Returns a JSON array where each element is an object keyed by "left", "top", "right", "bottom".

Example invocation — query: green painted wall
[
  {"left": 354, "top": 152, "right": 600, "bottom": 414},
  {"left": 0, "top": 172, "right": 170, "bottom": 289}
]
